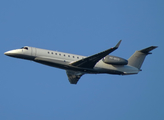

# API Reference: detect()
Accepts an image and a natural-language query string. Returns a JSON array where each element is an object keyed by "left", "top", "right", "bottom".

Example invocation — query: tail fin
[{"left": 128, "top": 46, "right": 157, "bottom": 69}]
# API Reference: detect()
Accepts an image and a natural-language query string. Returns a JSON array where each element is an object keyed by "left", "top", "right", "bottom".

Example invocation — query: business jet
[{"left": 4, "top": 40, "right": 157, "bottom": 84}]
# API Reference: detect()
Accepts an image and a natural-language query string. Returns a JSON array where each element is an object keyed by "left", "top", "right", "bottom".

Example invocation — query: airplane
[{"left": 4, "top": 40, "right": 157, "bottom": 84}]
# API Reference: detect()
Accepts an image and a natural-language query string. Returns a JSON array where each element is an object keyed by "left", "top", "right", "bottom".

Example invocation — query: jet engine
[{"left": 102, "top": 55, "right": 128, "bottom": 65}]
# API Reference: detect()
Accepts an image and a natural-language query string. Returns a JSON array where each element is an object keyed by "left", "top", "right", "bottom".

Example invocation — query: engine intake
[{"left": 103, "top": 55, "right": 128, "bottom": 65}]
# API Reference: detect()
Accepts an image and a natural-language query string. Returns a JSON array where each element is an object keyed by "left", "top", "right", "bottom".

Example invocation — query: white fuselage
[
  {"left": 4, "top": 46, "right": 139, "bottom": 75},
  {"left": 4, "top": 41, "right": 157, "bottom": 84}
]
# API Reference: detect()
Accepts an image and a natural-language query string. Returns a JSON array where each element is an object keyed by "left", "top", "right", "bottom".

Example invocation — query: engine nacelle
[{"left": 102, "top": 55, "right": 128, "bottom": 65}]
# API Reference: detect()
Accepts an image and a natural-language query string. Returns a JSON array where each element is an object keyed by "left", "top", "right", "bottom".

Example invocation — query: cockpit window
[{"left": 21, "top": 47, "right": 28, "bottom": 50}]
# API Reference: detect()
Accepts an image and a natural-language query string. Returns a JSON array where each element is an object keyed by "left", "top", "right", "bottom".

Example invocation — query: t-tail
[{"left": 128, "top": 46, "right": 158, "bottom": 70}]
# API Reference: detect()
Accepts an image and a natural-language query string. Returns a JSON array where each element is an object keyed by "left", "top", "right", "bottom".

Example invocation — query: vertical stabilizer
[{"left": 128, "top": 46, "right": 157, "bottom": 69}]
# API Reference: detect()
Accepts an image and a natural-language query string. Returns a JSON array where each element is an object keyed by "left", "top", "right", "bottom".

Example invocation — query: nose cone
[
  {"left": 4, "top": 51, "right": 12, "bottom": 56},
  {"left": 4, "top": 49, "right": 21, "bottom": 57}
]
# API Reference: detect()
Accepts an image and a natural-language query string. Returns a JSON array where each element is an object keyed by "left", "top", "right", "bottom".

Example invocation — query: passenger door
[{"left": 31, "top": 47, "right": 36, "bottom": 57}]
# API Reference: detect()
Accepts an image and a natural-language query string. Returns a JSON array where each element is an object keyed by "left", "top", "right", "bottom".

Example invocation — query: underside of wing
[
  {"left": 66, "top": 70, "right": 84, "bottom": 84},
  {"left": 70, "top": 40, "right": 121, "bottom": 68}
]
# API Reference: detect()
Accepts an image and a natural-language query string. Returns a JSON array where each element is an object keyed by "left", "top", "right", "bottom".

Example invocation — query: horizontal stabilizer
[{"left": 139, "top": 46, "right": 158, "bottom": 54}]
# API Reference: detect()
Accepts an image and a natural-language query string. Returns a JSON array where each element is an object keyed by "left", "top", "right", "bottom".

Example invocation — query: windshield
[{"left": 21, "top": 47, "right": 28, "bottom": 50}]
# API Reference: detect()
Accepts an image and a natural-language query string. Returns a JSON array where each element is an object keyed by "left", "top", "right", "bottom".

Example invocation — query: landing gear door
[{"left": 31, "top": 47, "right": 36, "bottom": 57}]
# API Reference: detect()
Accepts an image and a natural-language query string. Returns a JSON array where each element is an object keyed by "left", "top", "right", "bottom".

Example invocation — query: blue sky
[{"left": 0, "top": 0, "right": 164, "bottom": 120}]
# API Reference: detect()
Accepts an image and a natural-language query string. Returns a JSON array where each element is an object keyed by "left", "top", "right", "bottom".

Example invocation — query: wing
[
  {"left": 70, "top": 40, "right": 122, "bottom": 68},
  {"left": 66, "top": 70, "right": 84, "bottom": 84}
]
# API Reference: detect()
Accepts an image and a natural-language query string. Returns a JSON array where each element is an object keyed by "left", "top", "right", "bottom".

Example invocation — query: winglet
[{"left": 115, "top": 40, "right": 122, "bottom": 48}]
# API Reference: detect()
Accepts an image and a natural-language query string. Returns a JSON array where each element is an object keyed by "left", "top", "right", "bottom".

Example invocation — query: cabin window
[
  {"left": 48, "top": 52, "right": 50, "bottom": 54},
  {"left": 55, "top": 53, "right": 57, "bottom": 55},
  {"left": 64, "top": 54, "right": 66, "bottom": 56},
  {"left": 59, "top": 54, "right": 61, "bottom": 56},
  {"left": 68, "top": 55, "right": 70, "bottom": 57},
  {"left": 77, "top": 57, "right": 79, "bottom": 59},
  {"left": 73, "top": 56, "right": 75, "bottom": 58},
  {"left": 51, "top": 52, "right": 53, "bottom": 54}
]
